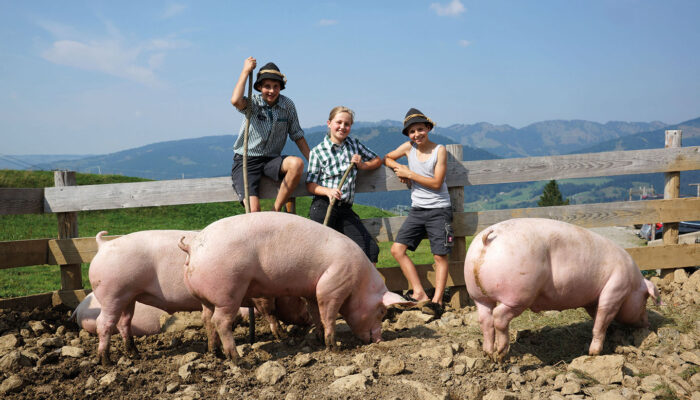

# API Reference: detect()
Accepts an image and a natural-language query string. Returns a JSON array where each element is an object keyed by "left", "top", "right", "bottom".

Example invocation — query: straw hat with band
[
  {"left": 254, "top": 62, "right": 287, "bottom": 91},
  {"left": 402, "top": 108, "right": 435, "bottom": 135}
]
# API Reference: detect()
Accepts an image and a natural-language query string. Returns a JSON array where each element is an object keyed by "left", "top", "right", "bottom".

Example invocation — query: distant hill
[
  {"left": 31, "top": 125, "right": 497, "bottom": 181},
  {"left": 436, "top": 120, "right": 667, "bottom": 158}
]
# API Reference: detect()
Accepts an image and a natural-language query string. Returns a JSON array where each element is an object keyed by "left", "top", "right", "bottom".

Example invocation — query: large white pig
[
  {"left": 89, "top": 230, "right": 312, "bottom": 366},
  {"left": 464, "top": 218, "right": 660, "bottom": 362},
  {"left": 178, "top": 212, "right": 411, "bottom": 361}
]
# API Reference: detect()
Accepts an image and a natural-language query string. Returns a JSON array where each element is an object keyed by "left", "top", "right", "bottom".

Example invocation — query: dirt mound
[{"left": 1, "top": 269, "right": 699, "bottom": 399}]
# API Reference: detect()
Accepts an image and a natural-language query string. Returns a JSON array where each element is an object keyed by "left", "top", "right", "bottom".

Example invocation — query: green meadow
[{"left": 1, "top": 170, "right": 439, "bottom": 298}]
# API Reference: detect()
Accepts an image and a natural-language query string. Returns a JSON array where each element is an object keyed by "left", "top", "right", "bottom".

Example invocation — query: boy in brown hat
[
  {"left": 230, "top": 56, "right": 310, "bottom": 212},
  {"left": 384, "top": 108, "right": 454, "bottom": 315}
]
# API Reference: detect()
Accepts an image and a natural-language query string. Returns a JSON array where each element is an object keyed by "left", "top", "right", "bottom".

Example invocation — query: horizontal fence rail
[{"left": 13, "top": 145, "right": 696, "bottom": 214}]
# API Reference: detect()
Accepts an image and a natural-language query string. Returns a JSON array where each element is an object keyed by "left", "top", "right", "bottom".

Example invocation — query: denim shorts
[{"left": 395, "top": 207, "right": 454, "bottom": 256}]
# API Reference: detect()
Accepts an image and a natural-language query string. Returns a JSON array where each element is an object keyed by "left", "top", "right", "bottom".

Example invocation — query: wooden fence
[{"left": 1, "top": 130, "right": 699, "bottom": 310}]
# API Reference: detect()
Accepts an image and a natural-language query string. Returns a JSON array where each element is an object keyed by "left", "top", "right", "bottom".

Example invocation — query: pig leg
[
  {"left": 116, "top": 301, "right": 139, "bottom": 358},
  {"left": 252, "top": 297, "right": 284, "bottom": 340},
  {"left": 211, "top": 304, "right": 241, "bottom": 361},
  {"left": 201, "top": 304, "right": 220, "bottom": 355},
  {"left": 492, "top": 302, "right": 525, "bottom": 362},
  {"left": 305, "top": 298, "right": 325, "bottom": 344},
  {"left": 95, "top": 300, "right": 125, "bottom": 366},
  {"left": 474, "top": 299, "right": 497, "bottom": 357},
  {"left": 588, "top": 285, "right": 626, "bottom": 355}
]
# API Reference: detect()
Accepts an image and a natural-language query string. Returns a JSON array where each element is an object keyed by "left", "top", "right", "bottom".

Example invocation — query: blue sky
[{"left": 2, "top": 0, "right": 699, "bottom": 155}]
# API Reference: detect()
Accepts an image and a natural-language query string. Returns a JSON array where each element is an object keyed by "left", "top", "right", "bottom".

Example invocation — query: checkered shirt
[
  {"left": 233, "top": 93, "right": 304, "bottom": 157},
  {"left": 306, "top": 135, "right": 378, "bottom": 204}
]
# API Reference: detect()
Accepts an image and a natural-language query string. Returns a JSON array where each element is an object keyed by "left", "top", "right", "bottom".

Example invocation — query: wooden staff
[
  {"left": 323, "top": 163, "right": 355, "bottom": 226},
  {"left": 242, "top": 71, "right": 253, "bottom": 214}
]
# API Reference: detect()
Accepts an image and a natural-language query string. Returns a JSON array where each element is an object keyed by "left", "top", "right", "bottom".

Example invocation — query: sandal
[{"left": 420, "top": 301, "right": 444, "bottom": 318}]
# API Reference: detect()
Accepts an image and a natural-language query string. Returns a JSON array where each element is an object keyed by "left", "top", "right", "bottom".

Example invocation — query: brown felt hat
[
  {"left": 402, "top": 108, "right": 435, "bottom": 135},
  {"left": 254, "top": 62, "right": 287, "bottom": 91}
]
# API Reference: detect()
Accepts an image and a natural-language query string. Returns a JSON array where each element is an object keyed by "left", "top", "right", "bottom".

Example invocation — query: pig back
[
  {"left": 466, "top": 218, "right": 641, "bottom": 310},
  {"left": 185, "top": 212, "right": 376, "bottom": 299}
]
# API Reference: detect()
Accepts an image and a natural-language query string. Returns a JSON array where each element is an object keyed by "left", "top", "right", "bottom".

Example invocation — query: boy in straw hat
[
  {"left": 384, "top": 108, "right": 454, "bottom": 315},
  {"left": 230, "top": 57, "right": 310, "bottom": 212}
]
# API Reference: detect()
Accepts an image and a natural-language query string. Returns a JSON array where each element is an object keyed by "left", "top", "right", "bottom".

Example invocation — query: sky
[{"left": 2, "top": 0, "right": 699, "bottom": 155}]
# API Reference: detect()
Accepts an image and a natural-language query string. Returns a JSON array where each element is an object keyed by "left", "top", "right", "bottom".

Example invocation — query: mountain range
[{"left": 4, "top": 117, "right": 699, "bottom": 209}]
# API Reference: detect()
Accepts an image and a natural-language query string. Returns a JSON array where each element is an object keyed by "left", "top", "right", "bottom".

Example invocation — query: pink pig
[
  {"left": 464, "top": 218, "right": 660, "bottom": 362},
  {"left": 178, "top": 212, "right": 410, "bottom": 361},
  {"left": 89, "top": 230, "right": 311, "bottom": 366}
]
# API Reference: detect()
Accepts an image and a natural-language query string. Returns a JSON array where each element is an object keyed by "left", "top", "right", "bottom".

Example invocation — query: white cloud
[
  {"left": 161, "top": 4, "right": 187, "bottom": 19},
  {"left": 39, "top": 21, "right": 188, "bottom": 87},
  {"left": 319, "top": 19, "right": 338, "bottom": 26},
  {"left": 431, "top": 0, "right": 466, "bottom": 17},
  {"left": 458, "top": 39, "right": 471, "bottom": 47}
]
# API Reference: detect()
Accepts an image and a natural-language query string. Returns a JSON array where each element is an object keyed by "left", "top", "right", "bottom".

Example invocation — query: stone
[
  {"left": 294, "top": 353, "right": 314, "bottom": 367},
  {"left": 595, "top": 390, "right": 628, "bottom": 400},
  {"left": 482, "top": 389, "right": 519, "bottom": 400},
  {"left": 560, "top": 381, "right": 581, "bottom": 395},
  {"left": 400, "top": 378, "right": 448, "bottom": 400},
  {"left": 166, "top": 381, "right": 180, "bottom": 393},
  {"left": 334, "top": 365, "right": 358, "bottom": 377},
  {"left": 454, "top": 363, "right": 466, "bottom": 375},
  {"left": 640, "top": 374, "right": 664, "bottom": 393},
  {"left": 439, "top": 357, "right": 453, "bottom": 368},
  {"left": 0, "top": 334, "right": 19, "bottom": 355},
  {"left": 394, "top": 310, "right": 434, "bottom": 329},
  {"left": 674, "top": 269, "right": 689, "bottom": 283},
  {"left": 160, "top": 311, "right": 203, "bottom": 332},
  {"left": 176, "top": 352, "right": 200, "bottom": 367},
  {"left": 352, "top": 352, "right": 374, "bottom": 368},
  {"left": 378, "top": 356, "right": 405, "bottom": 375},
  {"left": 61, "top": 346, "right": 84, "bottom": 358},
  {"left": 178, "top": 363, "right": 193, "bottom": 382},
  {"left": 37, "top": 337, "right": 64, "bottom": 348},
  {"left": 99, "top": 371, "right": 118, "bottom": 386},
  {"left": 28, "top": 320, "right": 47, "bottom": 335},
  {"left": 0, "top": 375, "right": 23, "bottom": 394},
  {"left": 0, "top": 350, "right": 33, "bottom": 370},
  {"left": 568, "top": 355, "right": 624, "bottom": 384},
  {"left": 681, "top": 351, "right": 700, "bottom": 365},
  {"left": 329, "top": 374, "right": 367, "bottom": 391},
  {"left": 255, "top": 361, "right": 287, "bottom": 385},
  {"left": 412, "top": 344, "right": 453, "bottom": 360}
]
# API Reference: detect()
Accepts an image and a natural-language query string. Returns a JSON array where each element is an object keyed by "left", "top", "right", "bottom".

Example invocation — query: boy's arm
[
  {"left": 294, "top": 137, "right": 311, "bottom": 160},
  {"left": 395, "top": 145, "right": 447, "bottom": 190},
  {"left": 383, "top": 141, "right": 411, "bottom": 170},
  {"left": 306, "top": 182, "right": 341, "bottom": 200},
  {"left": 357, "top": 156, "right": 382, "bottom": 171},
  {"left": 230, "top": 57, "right": 256, "bottom": 111}
]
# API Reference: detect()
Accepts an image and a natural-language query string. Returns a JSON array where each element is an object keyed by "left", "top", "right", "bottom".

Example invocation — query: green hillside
[{"left": 0, "top": 170, "right": 439, "bottom": 298}]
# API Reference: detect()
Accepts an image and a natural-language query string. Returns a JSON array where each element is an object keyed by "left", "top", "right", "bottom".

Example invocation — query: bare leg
[
  {"left": 432, "top": 254, "right": 449, "bottom": 305},
  {"left": 274, "top": 156, "right": 304, "bottom": 211},
  {"left": 243, "top": 195, "right": 261, "bottom": 213},
  {"left": 391, "top": 242, "right": 429, "bottom": 302}
]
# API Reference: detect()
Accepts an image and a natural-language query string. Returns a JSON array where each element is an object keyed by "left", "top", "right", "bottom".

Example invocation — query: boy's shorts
[
  {"left": 395, "top": 207, "right": 454, "bottom": 256},
  {"left": 231, "top": 154, "right": 287, "bottom": 198}
]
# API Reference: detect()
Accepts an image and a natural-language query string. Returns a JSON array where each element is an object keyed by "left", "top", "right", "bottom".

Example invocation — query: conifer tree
[{"left": 538, "top": 179, "right": 570, "bottom": 206}]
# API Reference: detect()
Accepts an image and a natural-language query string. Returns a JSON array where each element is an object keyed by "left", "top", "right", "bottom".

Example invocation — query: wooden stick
[
  {"left": 323, "top": 163, "right": 355, "bottom": 226},
  {"left": 242, "top": 71, "right": 253, "bottom": 214}
]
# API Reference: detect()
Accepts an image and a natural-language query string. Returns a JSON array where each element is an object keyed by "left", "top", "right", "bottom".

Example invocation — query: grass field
[{"left": 1, "top": 169, "right": 440, "bottom": 298}]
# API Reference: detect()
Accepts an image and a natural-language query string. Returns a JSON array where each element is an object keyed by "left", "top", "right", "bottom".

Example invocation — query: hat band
[
  {"left": 258, "top": 69, "right": 287, "bottom": 83},
  {"left": 404, "top": 113, "right": 434, "bottom": 126}
]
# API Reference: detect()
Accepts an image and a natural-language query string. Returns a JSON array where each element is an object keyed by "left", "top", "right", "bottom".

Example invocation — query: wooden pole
[
  {"left": 54, "top": 171, "right": 83, "bottom": 291},
  {"left": 446, "top": 144, "right": 470, "bottom": 309},
  {"left": 663, "top": 130, "right": 682, "bottom": 245},
  {"left": 323, "top": 164, "right": 355, "bottom": 226},
  {"left": 660, "top": 130, "right": 682, "bottom": 278},
  {"left": 242, "top": 72, "right": 253, "bottom": 214}
]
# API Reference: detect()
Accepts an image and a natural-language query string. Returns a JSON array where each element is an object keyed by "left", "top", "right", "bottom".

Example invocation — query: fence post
[
  {"left": 446, "top": 144, "right": 470, "bottom": 308},
  {"left": 54, "top": 170, "right": 83, "bottom": 291},
  {"left": 659, "top": 130, "right": 682, "bottom": 278}
]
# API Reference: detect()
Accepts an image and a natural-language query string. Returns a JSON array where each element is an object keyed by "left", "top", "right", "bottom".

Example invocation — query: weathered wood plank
[
  {"left": 0, "top": 188, "right": 44, "bottom": 215},
  {"left": 365, "top": 198, "right": 700, "bottom": 241},
  {"left": 43, "top": 146, "right": 700, "bottom": 213},
  {"left": 0, "top": 292, "right": 53, "bottom": 310},
  {"left": 47, "top": 235, "right": 119, "bottom": 265},
  {"left": 0, "top": 239, "right": 49, "bottom": 269},
  {"left": 378, "top": 261, "right": 465, "bottom": 292},
  {"left": 627, "top": 244, "right": 700, "bottom": 270}
]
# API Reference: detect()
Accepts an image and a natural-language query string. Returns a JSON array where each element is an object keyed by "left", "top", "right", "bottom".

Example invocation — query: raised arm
[{"left": 230, "top": 57, "right": 256, "bottom": 111}]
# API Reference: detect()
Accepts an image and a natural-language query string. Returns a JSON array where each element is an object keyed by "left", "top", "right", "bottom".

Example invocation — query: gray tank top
[{"left": 407, "top": 144, "right": 451, "bottom": 208}]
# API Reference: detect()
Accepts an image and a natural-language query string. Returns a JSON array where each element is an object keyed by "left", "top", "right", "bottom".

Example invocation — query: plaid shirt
[
  {"left": 233, "top": 93, "right": 304, "bottom": 157},
  {"left": 306, "top": 135, "right": 378, "bottom": 204}
]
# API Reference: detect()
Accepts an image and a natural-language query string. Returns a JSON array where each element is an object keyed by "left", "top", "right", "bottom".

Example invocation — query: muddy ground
[{"left": 1, "top": 268, "right": 699, "bottom": 400}]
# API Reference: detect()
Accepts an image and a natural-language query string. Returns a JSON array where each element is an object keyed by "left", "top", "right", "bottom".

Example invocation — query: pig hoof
[{"left": 100, "top": 355, "right": 113, "bottom": 367}]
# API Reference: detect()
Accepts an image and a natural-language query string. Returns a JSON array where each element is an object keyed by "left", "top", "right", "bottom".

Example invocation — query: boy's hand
[
  {"left": 326, "top": 187, "right": 342, "bottom": 201},
  {"left": 393, "top": 165, "right": 413, "bottom": 181},
  {"left": 351, "top": 154, "right": 362, "bottom": 167},
  {"left": 243, "top": 57, "right": 256, "bottom": 74}
]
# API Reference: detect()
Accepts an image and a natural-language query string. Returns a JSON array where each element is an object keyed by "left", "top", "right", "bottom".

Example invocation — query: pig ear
[
  {"left": 644, "top": 279, "right": 662, "bottom": 306},
  {"left": 382, "top": 291, "right": 415, "bottom": 307}
]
